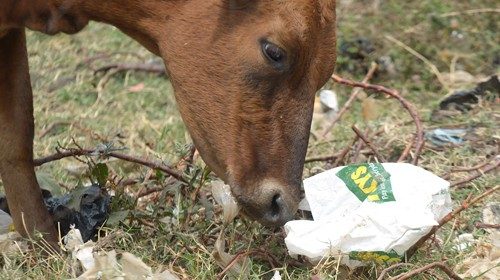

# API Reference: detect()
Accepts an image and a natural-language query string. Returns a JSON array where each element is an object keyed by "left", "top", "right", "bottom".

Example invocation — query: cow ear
[
  {"left": 319, "top": 0, "right": 336, "bottom": 24},
  {"left": 225, "top": 0, "right": 252, "bottom": 10}
]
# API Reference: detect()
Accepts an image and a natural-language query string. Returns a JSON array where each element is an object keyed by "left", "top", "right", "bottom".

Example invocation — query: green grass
[{"left": 1, "top": 1, "right": 499, "bottom": 279}]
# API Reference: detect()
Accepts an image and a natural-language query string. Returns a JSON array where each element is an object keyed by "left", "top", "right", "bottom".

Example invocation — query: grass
[{"left": 1, "top": 0, "right": 499, "bottom": 279}]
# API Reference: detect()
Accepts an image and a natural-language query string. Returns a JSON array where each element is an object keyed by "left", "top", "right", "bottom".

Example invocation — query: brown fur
[{"left": 0, "top": 0, "right": 336, "bottom": 242}]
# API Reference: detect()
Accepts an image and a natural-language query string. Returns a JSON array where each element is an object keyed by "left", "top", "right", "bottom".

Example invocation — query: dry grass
[{"left": 1, "top": 0, "right": 499, "bottom": 279}]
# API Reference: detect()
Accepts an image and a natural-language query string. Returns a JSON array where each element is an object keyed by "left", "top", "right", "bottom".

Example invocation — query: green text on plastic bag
[
  {"left": 349, "top": 250, "right": 402, "bottom": 264},
  {"left": 336, "top": 163, "right": 395, "bottom": 203}
]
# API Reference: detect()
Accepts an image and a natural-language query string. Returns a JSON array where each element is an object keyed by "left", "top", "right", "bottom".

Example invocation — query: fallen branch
[
  {"left": 330, "top": 74, "right": 425, "bottom": 165},
  {"left": 450, "top": 160, "right": 499, "bottom": 188},
  {"left": 34, "top": 148, "right": 187, "bottom": 183},
  {"left": 393, "top": 262, "right": 462, "bottom": 280},
  {"left": 474, "top": 222, "right": 500, "bottom": 229},
  {"left": 352, "top": 125, "right": 386, "bottom": 162},
  {"left": 406, "top": 185, "right": 500, "bottom": 259},
  {"left": 321, "top": 62, "right": 378, "bottom": 138}
]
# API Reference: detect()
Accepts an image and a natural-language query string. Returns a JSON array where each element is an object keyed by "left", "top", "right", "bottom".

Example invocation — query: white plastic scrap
[
  {"left": 285, "top": 163, "right": 452, "bottom": 267},
  {"left": 270, "top": 270, "right": 282, "bottom": 280},
  {"left": 319, "top": 89, "right": 339, "bottom": 112},
  {"left": 64, "top": 227, "right": 96, "bottom": 271}
]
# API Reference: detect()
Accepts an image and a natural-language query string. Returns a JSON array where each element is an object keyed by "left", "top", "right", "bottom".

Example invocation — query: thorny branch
[
  {"left": 34, "top": 147, "right": 188, "bottom": 183},
  {"left": 330, "top": 74, "right": 425, "bottom": 165},
  {"left": 321, "top": 62, "right": 378, "bottom": 138}
]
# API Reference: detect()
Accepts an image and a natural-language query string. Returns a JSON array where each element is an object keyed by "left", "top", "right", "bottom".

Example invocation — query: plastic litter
[
  {"left": 0, "top": 184, "right": 110, "bottom": 242},
  {"left": 46, "top": 184, "right": 110, "bottom": 242},
  {"left": 319, "top": 90, "right": 339, "bottom": 112},
  {"left": 285, "top": 163, "right": 452, "bottom": 267},
  {"left": 439, "top": 75, "right": 499, "bottom": 111},
  {"left": 426, "top": 128, "right": 467, "bottom": 146}
]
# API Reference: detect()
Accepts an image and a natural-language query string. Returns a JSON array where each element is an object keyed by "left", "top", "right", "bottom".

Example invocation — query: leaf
[
  {"left": 106, "top": 210, "right": 130, "bottom": 226},
  {"left": 211, "top": 180, "right": 239, "bottom": 224},
  {"left": 128, "top": 82, "right": 145, "bottom": 93},
  {"left": 91, "top": 163, "right": 109, "bottom": 186},
  {"left": 361, "top": 96, "right": 380, "bottom": 122}
]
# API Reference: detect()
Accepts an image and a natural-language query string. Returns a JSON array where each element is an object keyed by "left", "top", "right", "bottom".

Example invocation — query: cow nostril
[{"left": 270, "top": 193, "right": 282, "bottom": 217}]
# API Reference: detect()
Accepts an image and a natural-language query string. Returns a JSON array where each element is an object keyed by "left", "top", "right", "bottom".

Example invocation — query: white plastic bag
[{"left": 285, "top": 163, "right": 452, "bottom": 267}]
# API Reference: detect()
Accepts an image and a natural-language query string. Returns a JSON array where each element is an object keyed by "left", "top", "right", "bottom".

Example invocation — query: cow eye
[{"left": 261, "top": 40, "right": 286, "bottom": 65}]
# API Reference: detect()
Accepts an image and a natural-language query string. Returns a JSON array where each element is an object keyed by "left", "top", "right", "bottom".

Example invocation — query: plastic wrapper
[
  {"left": 0, "top": 184, "right": 109, "bottom": 242},
  {"left": 285, "top": 163, "right": 452, "bottom": 267}
]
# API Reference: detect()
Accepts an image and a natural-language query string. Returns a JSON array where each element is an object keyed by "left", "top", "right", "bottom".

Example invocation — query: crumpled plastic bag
[
  {"left": 0, "top": 184, "right": 110, "bottom": 242},
  {"left": 426, "top": 128, "right": 468, "bottom": 146},
  {"left": 46, "top": 184, "right": 110, "bottom": 242},
  {"left": 285, "top": 163, "right": 452, "bottom": 267}
]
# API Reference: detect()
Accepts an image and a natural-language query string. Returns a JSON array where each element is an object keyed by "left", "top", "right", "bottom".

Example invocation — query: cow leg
[{"left": 0, "top": 29, "right": 57, "bottom": 245}]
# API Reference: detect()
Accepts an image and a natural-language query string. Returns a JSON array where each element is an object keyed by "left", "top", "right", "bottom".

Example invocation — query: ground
[{"left": 0, "top": 0, "right": 499, "bottom": 279}]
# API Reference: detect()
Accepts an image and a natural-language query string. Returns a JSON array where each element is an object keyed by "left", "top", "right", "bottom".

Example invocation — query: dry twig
[
  {"left": 352, "top": 125, "right": 386, "bottom": 162},
  {"left": 333, "top": 135, "right": 360, "bottom": 167},
  {"left": 330, "top": 74, "right": 425, "bottom": 165},
  {"left": 474, "top": 222, "right": 500, "bottom": 229},
  {"left": 94, "top": 62, "right": 166, "bottom": 75},
  {"left": 450, "top": 160, "right": 499, "bottom": 188}
]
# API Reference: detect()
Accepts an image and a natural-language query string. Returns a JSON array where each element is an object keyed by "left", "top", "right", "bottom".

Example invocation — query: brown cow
[{"left": 0, "top": 0, "right": 336, "bottom": 244}]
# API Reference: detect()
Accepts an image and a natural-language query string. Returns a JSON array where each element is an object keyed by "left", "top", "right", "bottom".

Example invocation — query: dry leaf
[
  {"left": 361, "top": 96, "right": 380, "bottom": 122},
  {"left": 211, "top": 180, "right": 239, "bottom": 224},
  {"left": 128, "top": 83, "right": 145, "bottom": 93}
]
